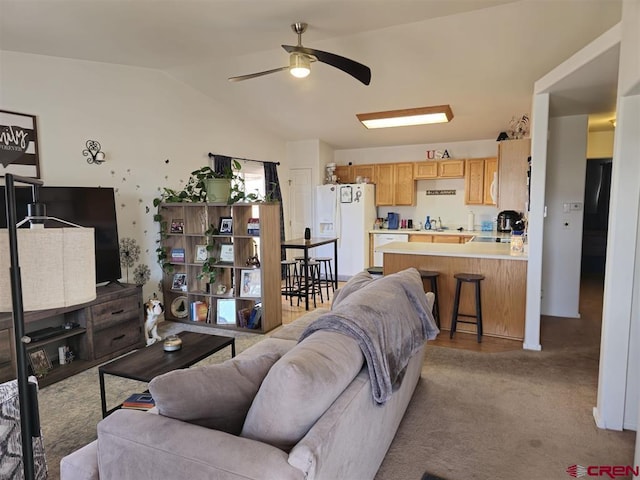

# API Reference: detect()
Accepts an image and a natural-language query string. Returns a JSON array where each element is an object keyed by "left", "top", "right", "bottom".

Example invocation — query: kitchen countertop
[
  {"left": 370, "top": 228, "right": 512, "bottom": 239},
  {"left": 376, "top": 240, "right": 528, "bottom": 261}
]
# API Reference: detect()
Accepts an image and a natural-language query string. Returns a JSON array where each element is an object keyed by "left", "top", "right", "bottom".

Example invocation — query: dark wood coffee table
[{"left": 98, "top": 331, "right": 235, "bottom": 417}]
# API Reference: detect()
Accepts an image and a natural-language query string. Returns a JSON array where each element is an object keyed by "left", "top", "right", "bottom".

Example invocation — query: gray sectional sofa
[{"left": 60, "top": 268, "right": 438, "bottom": 480}]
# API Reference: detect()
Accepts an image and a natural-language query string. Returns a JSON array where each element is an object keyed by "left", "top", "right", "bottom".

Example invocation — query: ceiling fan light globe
[{"left": 290, "top": 52, "right": 311, "bottom": 78}]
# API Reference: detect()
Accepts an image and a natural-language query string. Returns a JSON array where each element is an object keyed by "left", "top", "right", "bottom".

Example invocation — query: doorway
[
  {"left": 581, "top": 158, "right": 612, "bottom": 277},
  {"left": 288, "top": 168, "right": 313, "bottom": 240}
]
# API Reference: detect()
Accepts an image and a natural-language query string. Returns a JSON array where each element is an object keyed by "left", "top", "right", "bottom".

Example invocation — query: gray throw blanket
[{"left": 299, "top": 268, "right": 439, "bottom": 404}]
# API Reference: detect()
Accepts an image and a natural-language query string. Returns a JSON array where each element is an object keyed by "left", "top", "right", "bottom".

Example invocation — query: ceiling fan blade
[
  {"left": 282, "top": 45, "right": 371, "bottom": 85},
  {"left": 228, "top": 66, "right": 289, "bottom": 82}
]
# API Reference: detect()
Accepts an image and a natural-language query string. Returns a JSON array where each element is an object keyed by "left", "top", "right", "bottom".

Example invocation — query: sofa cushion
[
  {"left": 331, "top": 270, "right": 375, "bottom": 308},
  {"left": 149, "top": 350, "right": 282, "bottom": 435},
  {"left": 240, "top": 330, "right": 364, "bottom": 451},
  {"left": 269, "top": 308, "right": 329, "bottom": 341}
]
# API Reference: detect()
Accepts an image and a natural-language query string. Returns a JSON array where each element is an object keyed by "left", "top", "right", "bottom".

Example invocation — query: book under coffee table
[{"left": 98, "top": 331, "right": 235, "bottom": 417}]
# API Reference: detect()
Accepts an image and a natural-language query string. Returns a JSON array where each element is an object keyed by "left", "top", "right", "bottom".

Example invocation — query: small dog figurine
[{"left": 144, "top": 296, "right": 164, "bottom": 346}]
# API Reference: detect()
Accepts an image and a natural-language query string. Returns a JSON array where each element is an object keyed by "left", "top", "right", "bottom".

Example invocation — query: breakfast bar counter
[{"left": 379, "top": 241, "right": 526, "bottom": 340}]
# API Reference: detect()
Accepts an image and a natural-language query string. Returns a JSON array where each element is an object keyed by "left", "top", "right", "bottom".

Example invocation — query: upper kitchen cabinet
[
  {"left": 374, "top": 162, "right": 415, "bottom": 206},
  {"left": 353, "top": 164, "right": 376, "bottom": 183},
  {"left": 464, "top": 158, "right": 485, "bottom": 205},
  {"left": 334, "top": 165, "right": 354, "bottom": 184},
  {"left": 414, "top": 162, "right": 438, "bottom": 179},
  {"left": 414, "top": 159, "right": 465, "bottom": 180},
  {"left": 497, "top": 139, "right": 531, "bottom": 212},
  {"left": 438, "top": 159, "right": 465, "bottom": 178},
  {"left": 464, "top": 157, "right": 497, "bottom": 205},
  {"left": 483, "top": 157, "right": 498, "bottom": 205}
]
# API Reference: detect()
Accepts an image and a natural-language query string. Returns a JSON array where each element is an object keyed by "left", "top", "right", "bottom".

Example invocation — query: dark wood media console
[{"left": 0, "top": 283, "right": 144, "bottom": 387}]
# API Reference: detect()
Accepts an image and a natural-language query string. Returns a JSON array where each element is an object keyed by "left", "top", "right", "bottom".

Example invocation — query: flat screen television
[{"left": 0, "top": 186, "right": 122, "bottom": 284}]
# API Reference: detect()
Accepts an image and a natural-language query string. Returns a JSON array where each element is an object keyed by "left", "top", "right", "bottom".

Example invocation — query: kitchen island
[{"left": 378, "top": 241, "right": 526, "bottom": 340}]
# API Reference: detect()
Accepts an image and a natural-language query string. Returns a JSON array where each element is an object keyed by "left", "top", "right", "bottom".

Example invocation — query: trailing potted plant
[{"left": 196, "top": 224, "right": 221, "bottom": 291}]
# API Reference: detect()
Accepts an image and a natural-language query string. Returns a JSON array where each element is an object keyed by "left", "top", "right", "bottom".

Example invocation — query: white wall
[
  {"left": 587, "top": 130, "right": 615, "bottom": 158},
  {"left": 598, "top": 0, "right": 640, "bottom": 433},
  {"left": 334, "top": 139, "right": 500, "bottom": 230},
  {"left": 541, "top": 115, "right": 588, "bottom": 317},
  {"left": 0, "top": 50, "right": 286, "bottom": 302}
]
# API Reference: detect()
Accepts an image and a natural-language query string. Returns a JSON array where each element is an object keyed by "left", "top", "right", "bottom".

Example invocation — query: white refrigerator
[{"left": 315, "top": 184, "right": 376, "bottom": 280}]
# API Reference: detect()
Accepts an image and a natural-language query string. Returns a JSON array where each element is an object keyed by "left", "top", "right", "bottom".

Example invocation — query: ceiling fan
[{"left": 228, "top": 22, "right": 371, "bottom": 86}]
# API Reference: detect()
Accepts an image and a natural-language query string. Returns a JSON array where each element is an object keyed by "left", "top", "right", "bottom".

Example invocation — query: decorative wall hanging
[
  {"left": 425, "top": 189, "right": 456, "bottom": 196},
  {"left": 425, "top": 149, "right": 451, "bottom": 160},
  {"left": 83, "top": 140, "right": 106, "bottom": 165},
  {"left": 0, "top": 110, "right": 40, "bottom": 178}
]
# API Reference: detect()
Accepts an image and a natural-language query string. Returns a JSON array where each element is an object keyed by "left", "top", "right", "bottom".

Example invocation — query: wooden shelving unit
[
  {"left": 158, "top": 202, "right": 282, "bottom": 334},
  {"left": 0, "top": 283, "right": 144, "bottom": 387}
]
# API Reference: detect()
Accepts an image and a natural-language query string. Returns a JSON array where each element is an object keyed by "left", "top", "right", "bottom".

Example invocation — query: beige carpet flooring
[{"left": 37, "top": 275, "right": 635, "bottom": 480}]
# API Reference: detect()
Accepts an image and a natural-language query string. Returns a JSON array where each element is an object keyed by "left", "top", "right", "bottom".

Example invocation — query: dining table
[{"left": 281, "top": 236, "right": 338, "bottom": 310}]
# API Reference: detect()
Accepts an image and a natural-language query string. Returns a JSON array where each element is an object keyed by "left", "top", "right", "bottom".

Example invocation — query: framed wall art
[{"left": 0, "top": 110, "right": 40, "bottom": 178}]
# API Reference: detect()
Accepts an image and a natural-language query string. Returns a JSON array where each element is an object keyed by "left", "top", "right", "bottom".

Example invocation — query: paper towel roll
[{"left": 467, "top": 211, "right": 474, "bottom": 231}]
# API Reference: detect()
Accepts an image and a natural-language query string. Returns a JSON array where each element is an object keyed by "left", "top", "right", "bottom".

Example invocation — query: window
[{"left": 238, "top": 160, "right": 265, "bottom": 199}]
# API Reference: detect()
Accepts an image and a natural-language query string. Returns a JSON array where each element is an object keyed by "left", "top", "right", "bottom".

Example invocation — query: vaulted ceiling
[{"left": 0, "top": 0, "right": 622, "bottom": 149}]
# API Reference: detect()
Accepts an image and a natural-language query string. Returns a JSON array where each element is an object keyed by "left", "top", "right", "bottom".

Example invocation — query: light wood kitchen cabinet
[
  {"left": 334, "top": 165, "right": 354, "bottom": 184},
  {"left": 414, "top": 159, "right": 465, "bottom": 180},
  {"left": 353, "top": 164, "right": 376, "bottom": 183},
  {"left": 433, "top": 235, "right": 465, "bottom": 243},
  {"left": 414, "top": 162, "right": 438, "bottom": 179},
  {"left": 464, "top": 158, "right": 485, "bottom": 205},
  {"left": 438, "top": 160, "right": 465, "bottom": 178},
  {"left": 409, "top": 234, "right": 433, "bottom": 242},
  {"left": 374, "top": 163, "right": 415, "bottom": 206},
  {"left": 497, "top": 138, "right": 530, "bottom": 212},
  {"left": 483, "top": 157, "right": 498, "bottom": 205},
  {"left": 464, "top": 157, "right": 497, "bottom": 205},
  {"left": 407, "top": 233, "right": 471, "bottom": 244}
]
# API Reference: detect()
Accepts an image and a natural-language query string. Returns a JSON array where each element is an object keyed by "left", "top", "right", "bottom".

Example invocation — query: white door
[{"left": 289, "top": 168, "right": 313, "bottom": 241}]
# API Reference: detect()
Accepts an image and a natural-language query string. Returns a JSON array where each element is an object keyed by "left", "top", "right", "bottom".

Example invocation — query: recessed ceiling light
[{"left": 357, "top": 105, "right": 453, "bottom": 129}]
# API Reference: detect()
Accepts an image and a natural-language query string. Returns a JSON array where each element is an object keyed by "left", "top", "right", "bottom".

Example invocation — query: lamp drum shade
[{"left": 0, "top": 228, "right": 96, "bottom": 312}]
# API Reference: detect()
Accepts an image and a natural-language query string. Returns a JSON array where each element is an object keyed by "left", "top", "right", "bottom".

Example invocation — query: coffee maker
[{"left": 497, "top": 210, "right": 522, "bottom": 232}]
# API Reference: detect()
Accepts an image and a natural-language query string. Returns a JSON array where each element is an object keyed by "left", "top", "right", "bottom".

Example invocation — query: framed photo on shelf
[
  {"left": 216, "top": 298, "right": 236, "bottom": 325},
  {"left": 240, "top": 268, "right": 261, "bottom": 297},
  {"left": 340, "top": 185, "right": 353, "bottom": 203},
  {"left": 219, "top": 243, "right": 234, "bottom": 264},
  {"left": 28, "top": 348, "right": 52, "bottom": 376},
  {"left": 170, "top": 247, "right": 185, "bottom": 263},
  {"left": 218, "top": 217, "right": 233, "bottom": 235},
  {"left": 170, "top": 218, "right": 184, "bottom": 234},
  {"left": 194, "top": 244, "right": 208, "bottom": 263},
  {"left": 218, "top": 217, "right": 233, "bottom": 234},
  {"left": 172, "top": 273, "right": 187, "bottom": 291}
]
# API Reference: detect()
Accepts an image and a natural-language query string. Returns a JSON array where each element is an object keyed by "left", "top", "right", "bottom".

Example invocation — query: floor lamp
[{"left": 1, "top": 173, "right": 96, "bottom": 480}]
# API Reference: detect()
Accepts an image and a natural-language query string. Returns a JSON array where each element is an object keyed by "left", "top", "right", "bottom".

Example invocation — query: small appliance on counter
[
  {"left": 387, "top": 212, "right": 400, "bottom": 229},
  {"left": 497, "top": 210, "right": 522, "bottom": 232}
]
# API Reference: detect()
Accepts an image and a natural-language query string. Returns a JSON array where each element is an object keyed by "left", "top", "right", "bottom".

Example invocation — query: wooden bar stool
[
  {"left": 450, "top": 273, "right": 485, "bottom": 343},
  {"left": 418, "top": 270, "right": 440, "bottom": 328}
]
